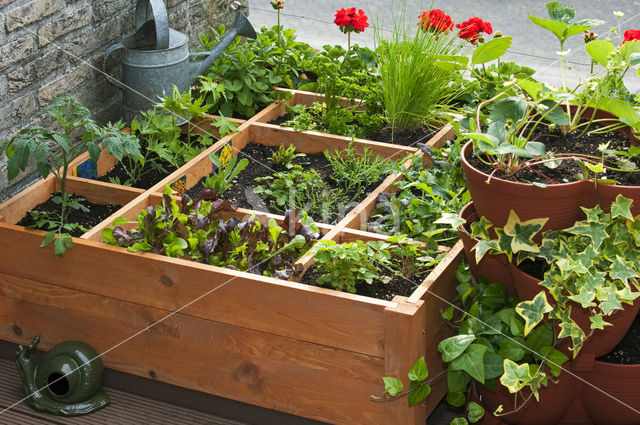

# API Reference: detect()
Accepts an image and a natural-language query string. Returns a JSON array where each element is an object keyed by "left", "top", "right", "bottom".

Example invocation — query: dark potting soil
[
  {"left": 96, "top": 159, "right": 178, "bottom": 190},
  {"left": 17, "top": 193, "right": 121, "bottom": 237},
  {"left": 598, "top": 313, "right": 640, "bottom": 364},
  {"left": 269, "top": 114, "right": 436, "bottom": 146},
  {"left": 299, "top": 264, "right": 419, "bottom": 301},
  {"left": 518, "top": 259, "right": 547, "bottom": 280},
  {"left": 468, "top": 124, "right": 640, "bottom": 186},
  {"left": 186, "top": 143, "right": 384, "bottom": 224}
]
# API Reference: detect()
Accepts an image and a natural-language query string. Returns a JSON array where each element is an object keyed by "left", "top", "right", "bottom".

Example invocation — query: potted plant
[
  {"left": 472, "top": 195, "right": 640, "bottom": 359},
  {"left": 459, "top": 2, "right": 640, "bottom": 231}
]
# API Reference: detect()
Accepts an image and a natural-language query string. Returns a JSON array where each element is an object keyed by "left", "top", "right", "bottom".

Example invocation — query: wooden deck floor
[
  {"left": 0, "top": 344, "right": 455, "bottom": 425},
  {"left": 0, "top": 358, "right": 246, "bottom": 425}
]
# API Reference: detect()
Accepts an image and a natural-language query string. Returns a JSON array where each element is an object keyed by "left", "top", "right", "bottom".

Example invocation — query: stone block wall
[{"left": 0, "top": 0, "right": 248, "bottom": 201}]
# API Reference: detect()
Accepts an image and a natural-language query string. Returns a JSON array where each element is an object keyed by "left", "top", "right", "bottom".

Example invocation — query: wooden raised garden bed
[{"left": 0, "top": 97, "right": 461, "bottom": 425}]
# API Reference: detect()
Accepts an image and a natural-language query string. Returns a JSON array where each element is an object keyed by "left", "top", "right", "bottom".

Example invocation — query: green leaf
[
  {"left": 450, "top": 344, "right": 487, "bottom": 384},
  {"left": 546, "top": 1, "right": 575, "bottom": 23},
  {"left": 407, "top": 383, "right": 431, "bottom": 407},
  {"left": 529, "top": 15, "right": 567, "bottom": 41},
  {"left": 41, "top": 231, "right": 56, "bottom": 247},
  {"left": 438, "top": 334, "right": 476, "bottom": 362},
  {"left": 450, "top": 419, "right": 469, "bottom": 425},
  {"left": 566, "top": 220, "right": 608, "bottom": 250},
  {"left": 54, "top": 233, "right": 73, "bottom": 256},
  {"left": 585, "top": 40, "right": 616, "bottom": 67},
  {"left": 516, "top": 292, "right": 553, "bottom": 336},
  {"left": 382, "top": 377, "right": 403, "bottom": 397},
  {"left": 467, "top": 401, "right": 485, "bottom": 423},
  {"left": 472, "top": 239, "right": 500, "bottom": 264},
  {"left": 500, "top": 359, "right": 531, "bottom": 394},
  {"left": 471, "top": 37, "right": 513, "bottom": 65},
  {"left": 503, "top": 210, "right": 547, "bottom": 254},
  {"left": 408, "top": 357, "right": 428, "bottom": 382}
]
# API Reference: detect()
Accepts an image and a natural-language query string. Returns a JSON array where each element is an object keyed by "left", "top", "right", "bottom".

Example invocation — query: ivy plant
[
  {"left": 472, "top": 195, "right": 640, "bottom": 357},
  {"left": 1, "top": 96, "right": 140, "bottom": 256},
  {"left": 438, "top": 266, "right": 568, "bottom": 416}
]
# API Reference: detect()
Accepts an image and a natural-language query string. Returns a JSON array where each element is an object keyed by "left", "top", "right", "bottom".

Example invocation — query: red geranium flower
[
  {"left": 456, "top": 17, "right": 493, "bottom": 44},
  {"left": 334, "top": 7, "right": 369, "bottom": 34},
  {"left": 418, "top": 9, "right": 454, "bottom": 33},
  {"left": 623, "top": 29, "right": 640, "bottom": 44}
]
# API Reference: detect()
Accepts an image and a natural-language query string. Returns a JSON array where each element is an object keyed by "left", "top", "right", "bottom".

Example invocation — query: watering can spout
[{"left": 190, "top": 12, "right": 256, "bottom": 84}]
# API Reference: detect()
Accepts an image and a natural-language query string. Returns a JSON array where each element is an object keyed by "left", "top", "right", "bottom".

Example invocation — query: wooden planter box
[{"left": 0, "top": 101, "right": 462, "bottom": 425}]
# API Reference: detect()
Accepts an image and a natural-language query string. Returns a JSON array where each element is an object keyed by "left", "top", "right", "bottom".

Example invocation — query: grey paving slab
[{"left": 247, "top": 0, "right": 640, "bottom": 90}]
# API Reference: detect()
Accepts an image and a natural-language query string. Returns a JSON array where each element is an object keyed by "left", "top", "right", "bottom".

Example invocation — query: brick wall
[{"left": 0, "top": 0, "right": 249, "bottom": 201}]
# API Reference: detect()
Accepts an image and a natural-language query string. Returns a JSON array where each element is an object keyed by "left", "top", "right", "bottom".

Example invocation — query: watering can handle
[
  {"left": 104, "top": 42, "right": 125, "bottom": 89},
  {"left": 135, "top": 0, "right": 170, "bottom": 50}
]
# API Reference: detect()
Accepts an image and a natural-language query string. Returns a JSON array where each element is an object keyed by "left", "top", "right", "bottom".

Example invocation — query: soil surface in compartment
[
  {"left": 17, "top": 193, "right": 121, "bottom": 237},
  {"left": 96, "top": 159, "right": 178, "bottom": 190},
  {"left": 468, "top": 125, "right": 639, "bottom": 186},
  {"left": 187, "top": 142, "right": 387, "bottom": 224},
  {"left": 270, "top": 114, "right": 436, "bottom": 147},
  {"left": 299, "top": 264, "right": 421, "bottom": 301},
  {"left": 599, "top": 313, "right": 640, "bottom": 364}
]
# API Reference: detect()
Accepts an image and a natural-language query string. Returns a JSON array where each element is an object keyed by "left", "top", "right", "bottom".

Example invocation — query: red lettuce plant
[{"left": 103, "top": 187, "right": 320, "bottom": 279}]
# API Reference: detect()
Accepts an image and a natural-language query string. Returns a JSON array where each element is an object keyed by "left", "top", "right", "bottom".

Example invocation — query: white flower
[
  {"left": 614, "top": 11, "right": 624, "bottom": 17},
  {"left": 556, "top": 49, "right": 571, "bottom": 57}
]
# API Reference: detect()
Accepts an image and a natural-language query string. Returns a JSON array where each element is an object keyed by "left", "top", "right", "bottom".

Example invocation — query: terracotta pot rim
[
  {"left": 592, "top": 359, "right": 640, "bottom": 368},
  {"left": 461, "top": 140, "right": 640, "bottom": 190}
]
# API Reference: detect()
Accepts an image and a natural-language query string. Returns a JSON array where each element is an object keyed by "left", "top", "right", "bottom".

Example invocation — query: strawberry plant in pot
[
  {"left": 0, "top": 96, "right": 141, "bottom": 256},
  {"left": 472, "top": 195, "right": 640, "bottom": 359},
  {"left": 459, "top": 2, "right": 640, "bottom": 231}
]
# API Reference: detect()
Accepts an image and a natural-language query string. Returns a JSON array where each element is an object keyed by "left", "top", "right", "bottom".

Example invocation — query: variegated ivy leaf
[
  {"left": 516, "top": 292, "right": 553, "bottom": 336},
  {"left": 628, "top": 219, "right": 640, "bottom": 246},
  {"left": 473, "top": 239, "right": 500, "bottom": 263},
  {"left": 538, "top": 272, "right": 564, "bottom": 302},
  {"left": 434, "top": 212, "right": 466, "bottom": 229},
  {"left": 575, "top": 245, "right": 599, "bottom": 270},
  {"left": 583, "top": 269, "right": 606, "bottom": 293},
  {"left": 597, "top": 286, "right": 623, "bottom": 315},
  {"left": 568, "top": 289, "right": 596, "bottom": 309},
  {"left": 503, "top": 210, "right": 548, "bottom": 255},
  {"left": 470, "top": 216, "right": 494, "bottom": 240},
  {"left": 618, "top": 286, "right": 640, "bottom": 303},
  {"left": 555, "top": 257, "right": 588, "bottom": 276},
  {"left": 611, "top": 194, "right": 634, "bottom": 221},
  {"left": 552, "top": 306, "right": 586, "bottom": 357},
  {"left": 610, "top": 255, "right": 639, "bottom": 286},
  {"left": 500, "top": 359, "right": 531, "bottom": 394},
  {"left": 589, "top": 314, "right": 611, "bottom": 331},
  {"left": 566, "top": 221, "right": 608, "bottom": 250}
]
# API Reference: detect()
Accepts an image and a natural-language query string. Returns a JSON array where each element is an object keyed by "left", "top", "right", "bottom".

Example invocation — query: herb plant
[
  {"left": 368, "top": 141, "right": 469, "bottom": 246},
  {"left": 203, "top": 153, "right": 249, "bottom": 197},
  {"left": 324, "top": 140, "right": 388, "bottom": 198},
  {"left": 0, "top": 96, "right": 140, "bottom": 256},
  {"left": 374, "top": 6, "right": 466, "bottom": 136},
  {"left": 103, "top": 188, "right": 319, "bottom": 278},
  {"left": 269, "top": 144, "right": 306, "bottom": 170}
]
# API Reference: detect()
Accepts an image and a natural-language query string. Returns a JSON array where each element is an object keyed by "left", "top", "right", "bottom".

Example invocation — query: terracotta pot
[
  {"left": 476, "top": 363, "right": 577, "bottom": 425},
  {"left": 461, "top": 109, "right": 640, "bottom": 231},
  {"left": 579, "top": 356, "right": 640, "bottom": 425},
  {"left": 510, "top": 263, "right": 640, "bottom": 358},
  {"left": 459, "top": 202, "right": 515, "bottom": 294}
]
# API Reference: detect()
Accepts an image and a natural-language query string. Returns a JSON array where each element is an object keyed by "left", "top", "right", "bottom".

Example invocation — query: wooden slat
[
  {"left": 0, "top": 275, "right": 387, "bottom": 425},
  {"left": 384, "top": 297, "right": 428, "bottom": 425},
  {"left": 65, "top": 177, "right": 145, "bottom": 206},
  {"left": 0, "top": 176, "right": 55, "bottom": 225},
  {"left": 248, "top": 101, "right": 286, "bottom": 124},
  {"left": 249, "top": 123, "right": 416, "bottom": 159},
  {"left": 0, "top": 223, "right": 390, "bottom": 357}
]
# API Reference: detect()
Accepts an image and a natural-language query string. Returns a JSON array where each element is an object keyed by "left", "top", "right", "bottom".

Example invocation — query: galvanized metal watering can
[{"left": 105, "top": 0, "right": 256, "bottom": 120}]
